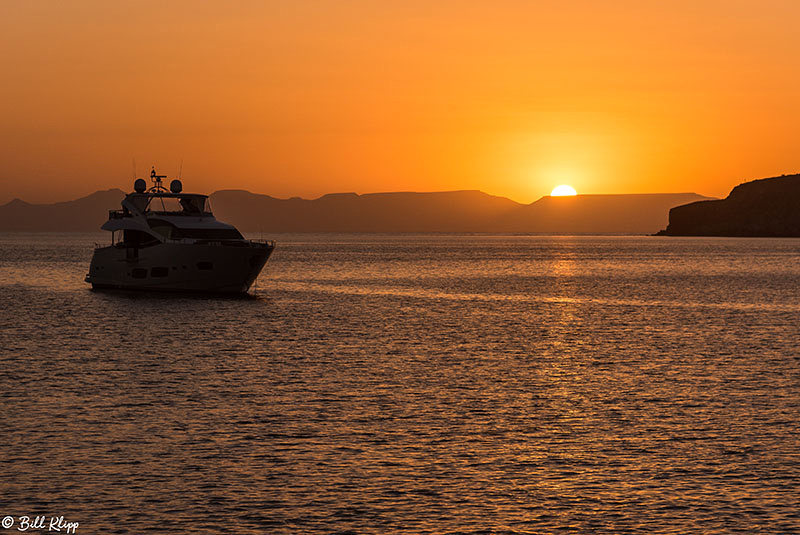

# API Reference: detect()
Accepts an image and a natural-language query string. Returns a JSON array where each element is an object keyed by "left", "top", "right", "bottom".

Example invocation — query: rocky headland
[{"left": 658, "top": 174, "right": 800, "bottom": 236}]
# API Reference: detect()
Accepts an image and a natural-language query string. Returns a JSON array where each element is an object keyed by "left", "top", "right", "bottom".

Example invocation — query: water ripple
[{"left": 1, "top": 233, "right": 799, "bottom": 533}]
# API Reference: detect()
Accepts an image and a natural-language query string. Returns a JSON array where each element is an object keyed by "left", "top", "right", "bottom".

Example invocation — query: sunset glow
[
  {"left": 551, "top": 185, "right": 578, "bottom": 197},
  {"left": 2, "top": 2, "right": 800, "bottom": 204}
]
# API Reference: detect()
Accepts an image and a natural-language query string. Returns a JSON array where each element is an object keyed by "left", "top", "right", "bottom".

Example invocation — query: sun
[{"left": 551, "top": 184, "right": 577, "bottom": 196}]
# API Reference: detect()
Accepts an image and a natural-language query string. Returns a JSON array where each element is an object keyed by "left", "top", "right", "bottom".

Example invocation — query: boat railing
[
  {"left": 147, "top": 210, "right": 213, "bottom": 217},
  {"left": 162, "top": 238, "right": 275, "bottom": 248}
]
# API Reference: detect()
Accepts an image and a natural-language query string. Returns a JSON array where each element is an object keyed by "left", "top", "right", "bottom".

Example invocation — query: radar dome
[
  {"left": 170, "top": 179, "right": 183, "bottom": 193},
  {"left": 134, "top": 178, "right": 146, "bottom": 193}
]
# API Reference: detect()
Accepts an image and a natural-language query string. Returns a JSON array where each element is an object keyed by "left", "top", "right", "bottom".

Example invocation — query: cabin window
[
  {"left": 143, "top": 195, "right": 208, "bottom": 215},
  {"left": 131, "top": 268, "right": 147, "bottom": 279},
  {"left": 128, "top": 195, "right": 149, "bottom": 213},
  {"left": 151, "top": 267, "right": 169, "bottom": 277},
  {"left": 122, "top": 229, "right": 160, "bottom": 247},
  {"left": 197, "top": 262, "right": 213, "bottom": 270},
  {"left": 147, "top": 218, "right": 177, "bottom": 240},
  {"left": 175, "top": 228, "right": 244, "bottom": 240},
  {"left": 147, "top": 197, "right": 183, "bottom": 213},
  {"left": 179, "top": 196, "right": 206, "bottom": 214},
  {"left": 146, "top": 222, "right": 243, "bottom": 241}
]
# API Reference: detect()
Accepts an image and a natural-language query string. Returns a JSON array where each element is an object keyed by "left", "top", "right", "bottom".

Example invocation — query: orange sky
[{"left": 1, "top": 1, "right": 799, "bottom": 204}]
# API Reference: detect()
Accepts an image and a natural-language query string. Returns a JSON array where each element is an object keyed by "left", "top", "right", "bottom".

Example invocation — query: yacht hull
[{"left": 86, "top": 241, "right": 273, "bottom": 294}]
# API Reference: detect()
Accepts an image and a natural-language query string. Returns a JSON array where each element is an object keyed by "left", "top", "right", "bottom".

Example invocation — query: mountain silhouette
[
  {"left": 209, "top": 190, "right": 520, "bottom": 232},
  {"left": 658, "top": 174, "right": 800, "bottom": 236},
  {"left": 0, "top": 189, "right": 126, "bottom": 231},
  {"left": 210, "top": 190, "right": 708, "bottom": 233},
  {"left": 0, "top": 188, "right": 709, "bottom": 234}
]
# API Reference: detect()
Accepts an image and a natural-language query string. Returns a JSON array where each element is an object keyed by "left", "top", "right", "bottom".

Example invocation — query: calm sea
[{"left": 1, "top": 233, "right": 799, "bottom": 534}]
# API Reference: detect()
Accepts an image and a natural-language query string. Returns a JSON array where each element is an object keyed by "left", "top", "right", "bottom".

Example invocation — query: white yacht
[{"left": 85, "top": 169, "right": 274, "bottom": 293}]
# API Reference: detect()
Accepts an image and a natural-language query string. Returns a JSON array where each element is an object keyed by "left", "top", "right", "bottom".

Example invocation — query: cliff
[{"left": 658, "top": 174, "right": 800, "bottom": 236}]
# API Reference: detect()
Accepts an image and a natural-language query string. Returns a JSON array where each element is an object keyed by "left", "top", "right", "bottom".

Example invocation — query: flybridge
[
  {"left": 110, "top": 167, "right": 211, "bottom": 217},
  {"left": 126, "top": 194, "right": 210, "bottom": 217}
]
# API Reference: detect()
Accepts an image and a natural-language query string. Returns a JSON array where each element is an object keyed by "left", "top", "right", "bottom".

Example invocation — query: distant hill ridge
[
  {"left": 0, "top": 188, "right": 710, "bottom": 234},
  {"left": 210, "top": 189, "right": 522, "bottom": 232},
  {"left": 658, "top": 174, "right": 800, "bottom": 236},
  {"left": 0, "top": 189, "right": 126, "bottom": 231}
]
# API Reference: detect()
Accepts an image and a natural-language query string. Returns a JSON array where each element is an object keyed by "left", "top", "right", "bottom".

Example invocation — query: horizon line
[{"left": 1, "top": 187, "right": 715, "bottom": 207}]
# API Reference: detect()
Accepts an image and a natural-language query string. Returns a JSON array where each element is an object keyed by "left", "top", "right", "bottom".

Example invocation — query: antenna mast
[{"left": 149, "top": 167, "right": 168, "bottom": 193}]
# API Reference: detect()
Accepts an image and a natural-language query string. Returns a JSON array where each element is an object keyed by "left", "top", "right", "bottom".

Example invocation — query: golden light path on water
[{"left": 269, "top": 280, "right": 800, "bottom": 313}]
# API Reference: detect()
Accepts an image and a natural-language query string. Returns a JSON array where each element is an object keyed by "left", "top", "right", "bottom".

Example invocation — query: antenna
[
  {"left": 132, "top": 158, "right": 137, "bottom": 179},
  {"left": 149, "top": 166, "right": 168, "bottom": 192},
  {"left": 178, "top": 159, "right": 183, "bottom": 179}
]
